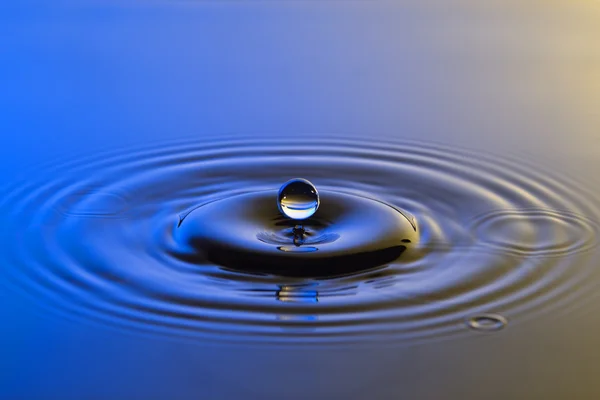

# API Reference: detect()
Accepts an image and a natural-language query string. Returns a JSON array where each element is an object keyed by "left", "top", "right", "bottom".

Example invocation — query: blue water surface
[{"left": 2, "top": 1, "right": 600, "bottom": 399}]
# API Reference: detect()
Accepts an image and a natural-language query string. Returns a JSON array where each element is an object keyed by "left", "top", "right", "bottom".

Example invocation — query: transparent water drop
[{"left": 277, "top": 178, "right": 320, "bottom": 220}]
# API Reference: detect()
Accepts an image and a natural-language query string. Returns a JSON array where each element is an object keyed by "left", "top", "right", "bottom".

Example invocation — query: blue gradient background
[{"left": 1, "top": 1, "right": 600, "bottom": 399}]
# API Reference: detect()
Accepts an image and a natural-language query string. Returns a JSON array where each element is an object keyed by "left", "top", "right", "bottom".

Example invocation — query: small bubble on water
[
  {"left": 466, "top": 313, "right": 508, "bottom": 332},
  {"left": 277, "top": 178, "right": 320, "bottom": 220}
]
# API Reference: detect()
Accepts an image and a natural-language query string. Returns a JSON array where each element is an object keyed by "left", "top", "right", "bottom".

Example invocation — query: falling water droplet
[{"left": 277, "top": 178, "right": 320, "bottom": 220}]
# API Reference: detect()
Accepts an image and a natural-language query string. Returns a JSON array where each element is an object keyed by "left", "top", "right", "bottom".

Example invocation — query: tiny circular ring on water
[{"left": 466, "top": 313, "right": 508, "bottom": 332}]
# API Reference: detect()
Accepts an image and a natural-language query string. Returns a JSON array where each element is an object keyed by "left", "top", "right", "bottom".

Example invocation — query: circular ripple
[
  {"left": 0, "top": 136, "right": 599, "bottom": 346},
  {"left": 472, "top": 209, "right": 598, "bottom": 257},
  {"left": 466, "top": 313, "right": 508, "bottom": 332},
  {"left": 175, "top": 190, "right": 418, "bottom": 276}
]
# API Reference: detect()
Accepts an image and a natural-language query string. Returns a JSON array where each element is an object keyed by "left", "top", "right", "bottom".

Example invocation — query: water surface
[{"left": 1, "top": 1, "right": 600, "bottom": 399}]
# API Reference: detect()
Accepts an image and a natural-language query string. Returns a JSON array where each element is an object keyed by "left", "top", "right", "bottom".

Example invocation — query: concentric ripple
[
  {"left": 175, "top": 190, "right": 418, "bottom": 276},
  {"left": 471, "top": 209, "right": 598, "bottom": 257},
  {"left": 1, "top": 136, "right": 599, "bottom": 346}
]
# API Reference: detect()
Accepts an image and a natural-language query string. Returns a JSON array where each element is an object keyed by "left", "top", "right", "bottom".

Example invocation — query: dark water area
[{"left": 2, "top": 1, "right": 600, "bottom": 399}]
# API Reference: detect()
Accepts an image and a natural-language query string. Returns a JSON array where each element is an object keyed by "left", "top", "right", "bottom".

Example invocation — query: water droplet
[
  {"left": 466, "top": 313, "right": 508, "bottom": 332},
  {"left": 277, "top": 178, "right": 320, "bottom": 220}
]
